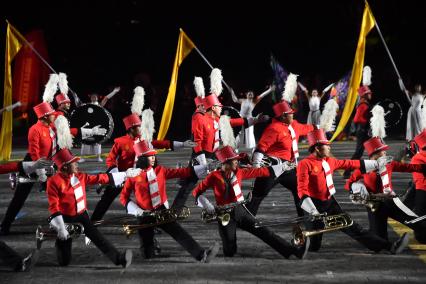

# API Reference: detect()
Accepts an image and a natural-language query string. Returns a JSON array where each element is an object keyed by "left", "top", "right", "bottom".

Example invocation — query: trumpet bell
[{"left": 218, "top": 213, "right": 231, "bottom": 226}]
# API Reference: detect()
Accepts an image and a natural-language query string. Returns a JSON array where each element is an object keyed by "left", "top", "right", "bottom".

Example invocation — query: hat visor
[
  {"left": 369, "top": 145, "right": 390, "bottom": 156},
  {"left": 223, "top": 153, "right": 243, "bottom": 162},
  {"left": 127, "top": 123, "right": 142, "bottom": 130},
  {"left": 142, "top": 150, "right": 157, "bottom": 156},
  {"left": 316, "top": 140, "right": 331, "bottom": 145}
]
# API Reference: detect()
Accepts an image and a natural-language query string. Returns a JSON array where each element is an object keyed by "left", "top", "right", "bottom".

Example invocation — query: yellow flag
[
  {"left": 157, "top": 29, "right": 195, "bottom": 140},
  {"left": 0, "top": 22, "right": 26, "bottom": 160},
  {"left": 330, "top": 3, "right": 375, "bottom": 142}
]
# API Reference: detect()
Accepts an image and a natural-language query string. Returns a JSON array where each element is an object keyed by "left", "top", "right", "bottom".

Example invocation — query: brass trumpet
[
  {"left": 9, "top": 166, "right": 55, "bottom": 190},
  {"left": 201, "top": 199, "right": 250, "bottom": 226},
  {"left": 36, "top": 223, "right": 84, "bottom": 249},
  {"left": 350, "top": 193, "right": 396, "bottom": 212},
  {"left": 122, "top": 206, "right": 190, "bottom": 237}
]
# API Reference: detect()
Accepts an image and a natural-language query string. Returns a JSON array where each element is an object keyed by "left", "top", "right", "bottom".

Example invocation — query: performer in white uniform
[
  {"left": 231, "top": 86, "right": 274, "bottom": 149},
  {"left": 406, "top": 84, "right": 425, "bottom": 141}
]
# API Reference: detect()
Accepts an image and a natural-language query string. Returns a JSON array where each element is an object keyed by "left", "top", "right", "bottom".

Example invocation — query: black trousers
[
  {"left": 350, "top": 124, "right": 370, "bottom": 160},
  {"left": 367, "top": 197, "right": 426, "bottom": 243},
  {"left": 1, "top": 181, "right": 35, "bottom": 231},
  {"left": 246, "top": 168, "right": 304, "bottom": 217},
  {"left": 137, "top": 216, "right": 204, "bottom": 260},
  {"left": 218, "top": 204, "right": 296, "bottom": 258},
  {"left": 0, "top": 240, "right": 23, "bottom": 270},
  {"left": 414, "top": 190, "right": 426, "bottom": 243},
  {"left": 91, "top": 185, "right": 122, "bottom": 221},
  {"left": 307, "top": 197, "right": 392, "bottom": 252},
  {"left": 55, "top": 211, "right": 122, "bottom": 266}
]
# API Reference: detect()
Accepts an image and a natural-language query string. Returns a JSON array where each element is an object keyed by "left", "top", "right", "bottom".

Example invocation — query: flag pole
[
  {"left": 6, "top": 20, "right": 83, "bottom": 106},
  {"left": 365, "top": 2, "right": 410, "bottom": 103},
  {"left": 193, "top": 46, "right": 233, "bottom": 93}
]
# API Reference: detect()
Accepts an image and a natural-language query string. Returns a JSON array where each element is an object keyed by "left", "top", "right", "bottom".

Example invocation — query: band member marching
[
  {"left": 46, "top": 148, "right": 139, "bottom": 267},
  {"left": 120, "top": 140, "right": 219, "bottom": 262},
  {"left": 247, "top": 74, "right": 315, "bottom": 217},
  {"left": 192, "top": 145, "right": 309, "bottom": 259},
  {"left": 173, "top": 69, "right": 267, "bottom": 209},
  {"left": 345, "top": 105, "right": 426, "bottom": 242},
  {"left": 0, "top": 158, "right": 53, "bottom": 271},
  {"left": 297, "top": 128, "right": 409, "bottom": 253}
]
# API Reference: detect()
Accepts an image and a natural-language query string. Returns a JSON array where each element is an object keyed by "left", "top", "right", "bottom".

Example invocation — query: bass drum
[
  {"left": 221, "top": 106, "right": 243, "bottom": 136},
  {"left": 375, "top": 99, "right": 403, "bottom": 126},
  {"left": 70, "top": 103, "right": 114, "bottom": 145}
]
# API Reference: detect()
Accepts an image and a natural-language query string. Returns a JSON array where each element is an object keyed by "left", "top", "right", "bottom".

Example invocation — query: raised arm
[{"left": 254, "top": 85, "right": 275, "bottom": 104}]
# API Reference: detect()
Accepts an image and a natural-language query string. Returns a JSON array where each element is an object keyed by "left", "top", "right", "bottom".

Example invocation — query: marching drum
[
  {"left": 376, "top": 99, "right": 403, "bottom": 127},
  {"left": 70, "top": 103, "right": 114, "bottom": 144},
  {"left": 221, "top": 106, "right": 243, "bottom": 136}
]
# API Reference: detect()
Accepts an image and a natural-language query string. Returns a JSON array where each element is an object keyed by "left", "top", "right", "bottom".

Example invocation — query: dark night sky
[{"left": 2, "top": 0, "right": 426, "bottom": 138}]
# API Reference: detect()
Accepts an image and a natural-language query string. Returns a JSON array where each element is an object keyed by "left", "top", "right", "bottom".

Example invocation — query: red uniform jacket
[
  {"left": 192, "top": 111, "right": 205, "bottom": 154},
  {"left": 198, "top": 114, "right": 246, "bottom": 154},
  {"left": 297, "top": 154, "right": 361, "bottom": 201},
  {"left": 256, "top": 119, "right": 314, "bottom": 161},
  {"left": 411, "top": 151, "right": 426, "bottom": 191},
  {"left": 192, "top": 167, "right": 272, "bottom": 206},
  {"left": 106, "top": 135, "right": 172, "bottom": 171},
  {"left": 47, "top": 172, "right": 111, "bottom": 216},
  {"left": 353, "top": 102, "right": 370, "bottom": 125},
  {"left": 28, "top": 121, "right": 56, "bottom": 161},
  {"left": 0, "top": 162, "right": 19, "bottom": 174},
  {"left": 54, "top": 111, "right": 79, "bottom": 137},
  {"left": 345, "top": 161, "right": 423, "bottom": 193},
  {"left": 120, "top": 166, "right": 193, "bottom": 210}
]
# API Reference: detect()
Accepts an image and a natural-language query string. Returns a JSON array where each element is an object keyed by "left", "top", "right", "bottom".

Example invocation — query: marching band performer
[
  {"left": 297, "top": 128, "right": 409, "bottom": 253},
  {"left": 410, "top": 129, "right": 426, "bottom": 243},
  {"left": 192, "top": 145, "right": 309, "bottom": 259},
  {"left": 46, "top": 148, "right": 139, "bottom": 267},
  {"left": 0, "top": 158, "right": 52, "bottom": 271},
  {"left": 120, "top": 140, "right": 219, "bottom": 262},
  {"left": 405, "top": 84, "right": 425, "bottom": 141},
  {"left": 343, "top": 67, "right": 373, "bottom": 179},
  {"left": 1, "top": 101, "right": 57, "bottom": 234},
  {"left": 173, "top": 69, "right": 268, "bottom": 209},
  {"left": 247, "top": 98, "right": 314, "bottom": 217}
]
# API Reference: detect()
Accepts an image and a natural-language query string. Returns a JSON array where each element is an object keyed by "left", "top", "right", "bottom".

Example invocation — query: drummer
[{"left": 80, "top": 87, "right": 120, "bottom": 163}]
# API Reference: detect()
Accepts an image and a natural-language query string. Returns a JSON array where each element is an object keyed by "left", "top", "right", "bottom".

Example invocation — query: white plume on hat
[
  {"left": 282, "top": 73, "right": 298, "bottom": 102},
  {"left": 370, "top": 105, "right": 386, "bottom": 138},
  {"left": 210, "top": 68, "right": 223, "bottom": 96},
  {"left": 141, "top": 109, "right": 155, "bottom": 143},
  {"left": 54, "top": 115, "right": 74, "bottom": 149},
  {"left": 58, "top": 72, "right": 69, "bottom": 95},
  {"left": 194, "top": 77, "right": 205, "bottom": 98},
  {"left": 43, "top": 73, "right": 59, "bottom": 103},
  {"left": 219, "top": 115, "right": 236, "bottom": 148},
  {"left": 362, "top": 66, "right": 372, "bottom": 86},
  {"left": 131, "top": 86, "right": 145, "bottom": 116},
  {"left": 319, "top": 99, "right": 339, "bottom": 132}
]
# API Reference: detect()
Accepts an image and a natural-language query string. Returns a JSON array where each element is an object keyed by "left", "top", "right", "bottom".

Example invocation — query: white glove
[
  {"left": 206, "top": 159, "right": 221, "bottom": 172},
  {"left": 127, "top": 200, "right": 144, "bottom": 216},
  {"left": 22, "top": 158, "right": 53, "bottom": 175},
  {"left": 377, "top": 155, "right": 393, "bottom": 169},
  {"left": 350, "top": 181, "right": 369, "bottom": 204},
  {"left": 193, "top": 165, "right": 208, "bottom": 179},
  {"left": 50, "top": 215, "right": 70, "bottom": 241},
  {"left": 126, "top": 168, "right": 142, "bottom": 178},
  {"left": 173, "top": 140, "right": 197, "bottom": 149},
  {"left": 197, "top": 195, "right": 215, "bottom": 214},
  {"left": 35, "top": 168, "right": 47, "bottom": 182},
  {"left": 252, "top": 152, "right": 264, "bottom": 168},
  {"left": 300, "top": 197, "right": 320, "bottom": 216},
  {"left": 195, "top": 153, "right": 207, "bottom": 166},
  {"left": 81, "top": 125, "right": 107, "bottom": 139},
  {"left": 363, "top": 156, "right": 393, "bottom": 173}
]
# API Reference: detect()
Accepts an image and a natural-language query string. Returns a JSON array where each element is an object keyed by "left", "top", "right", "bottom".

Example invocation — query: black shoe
[
  {"left": 153, "top": 238, "right": 161, "bottom": 256},
  {"left": 390, "top": 233, "right": 409, "bottom": 254},
  {"left": 16, "top": 250, "right": 39, "bottom": 272},
  {"left": 200, "top": 242, "right": 219, "bottom": 263},
  {"left": 293, "top": 237, "right": 310, "bottom": 259},
  {"left": 120, "top": 249, "right": 133, "bottom": 268}
]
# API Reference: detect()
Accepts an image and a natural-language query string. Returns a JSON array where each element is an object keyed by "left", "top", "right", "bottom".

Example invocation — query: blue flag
[{"left": 270, "top": 54, "right": 289, "bottom": 103}]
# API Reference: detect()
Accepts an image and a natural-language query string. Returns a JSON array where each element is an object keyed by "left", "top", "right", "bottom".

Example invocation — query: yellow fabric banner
[
  {"left": 0, "top": 22, "right": 25, "bottom": 160},
  {"left": 157, "top": 29, "right": 195, "bottom": 140},
  {"left": 330, "top": 4, "right": 375, "bottom": 142}
]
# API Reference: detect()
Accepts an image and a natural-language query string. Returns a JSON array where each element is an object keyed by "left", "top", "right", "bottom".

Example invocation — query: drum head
[
  {"left": 70, "top": 104, "right": 114, "bottom": 145},
  {"left": 222, "top": 106, "right": 243, "bottom": 136},
  {"left": 376, "top": 99, "right": 403, "bottom": 127}
]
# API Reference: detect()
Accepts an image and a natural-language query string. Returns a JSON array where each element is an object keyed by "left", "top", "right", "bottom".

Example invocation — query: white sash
[
  {"left": 71, "top": 174, "right": 85, "bottom": 214},
  {"left": 230, "top": 172, "right": 244, "bottom": 202},
  {"left": 213, "top": 120, "right": 220, "bottom": 151},
  {"left": 378, "top": 166, "right": 392, "bottom": 194},
  {"left": 321, "top": 159, "right": 336, "bottom": 196},
  {"left": 50, "top": 127, "right": 57, "bottom": 156},
  {"left": 288, "top": 125, "right": 299, "bottom": 164},
  {"left": 147, "top": 168, "right": 162, "bottom": 208}
]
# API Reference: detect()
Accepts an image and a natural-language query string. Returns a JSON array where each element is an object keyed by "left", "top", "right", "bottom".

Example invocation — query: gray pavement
[{"left": 1, "top": 140, "right": 425, "bottom": 283}]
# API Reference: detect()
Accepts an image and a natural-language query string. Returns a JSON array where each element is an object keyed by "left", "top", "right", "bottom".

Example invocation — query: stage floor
[{"left": 1, "top": 140, "right": 425, "bottom": 283}]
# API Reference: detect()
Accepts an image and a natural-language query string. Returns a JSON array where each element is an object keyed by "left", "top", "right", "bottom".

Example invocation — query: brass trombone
[
  {"left": 35, "top": 223, "right": 84, "bottom": 249},
  {"left": 201, "top": 198, "right": 251, "bottom": 226},
  {"left": 122, "top": 206, "right": 190, "bottom": 237},
  {"left": 9, "top": 165, "right": 55, "bottom": 190},
  {"left": 350, "top": 192, "right": 396, "bottom": 212}
]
